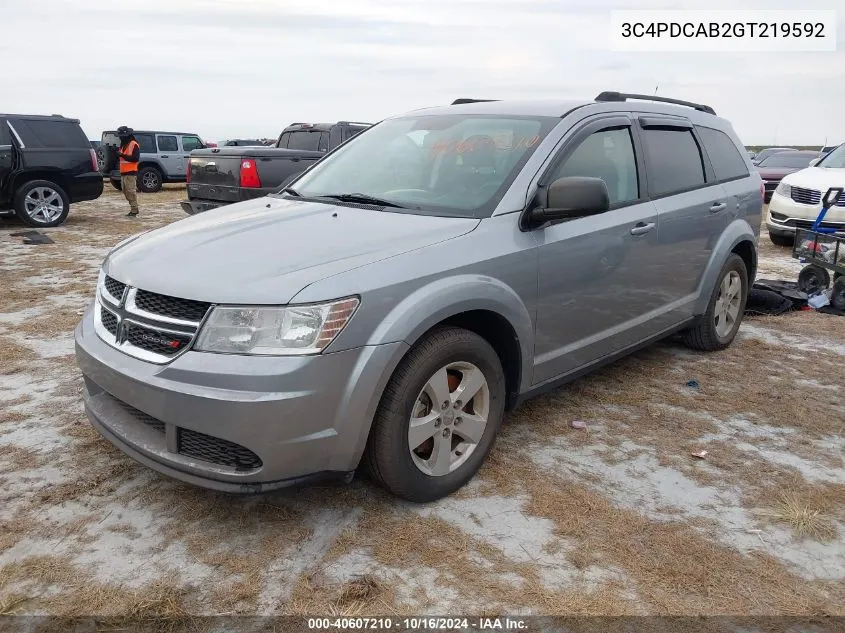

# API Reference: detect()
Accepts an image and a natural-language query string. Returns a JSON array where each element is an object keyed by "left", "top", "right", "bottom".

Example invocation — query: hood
[
  {"left": 104, "top": 196, "right": 480, "bottom": 304},
  {"left": 757, "top": 166, "right": 800, "bottom": 180},
  {"left": 782, "top": 166, "right": 845, "bottom": 189}
]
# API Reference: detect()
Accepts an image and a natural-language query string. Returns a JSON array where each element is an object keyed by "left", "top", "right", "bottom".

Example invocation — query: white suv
[{"left": 767, "top": 143, "right": 845, "bottom": 246}]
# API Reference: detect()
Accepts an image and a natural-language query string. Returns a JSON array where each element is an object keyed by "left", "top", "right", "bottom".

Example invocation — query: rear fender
[{"left": 693, "top": 219, "right": 757, "bottom": 315}]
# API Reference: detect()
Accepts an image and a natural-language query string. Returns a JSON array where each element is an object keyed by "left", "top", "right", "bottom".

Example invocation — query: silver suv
[
  {"left": 75, "top": 93, "right": 763, "bottom": 502},
  {"left": 99, "top": 130, "right": 207, "bottom": 193}
]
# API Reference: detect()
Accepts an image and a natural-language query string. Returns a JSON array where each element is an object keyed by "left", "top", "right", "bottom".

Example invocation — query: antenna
[{"left": 654, "top": 84, "right": 659, "bottom": 95}]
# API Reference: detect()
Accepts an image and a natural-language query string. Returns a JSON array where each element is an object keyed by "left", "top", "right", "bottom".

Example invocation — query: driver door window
[{"left": 549, "top": 127, "right": 639, "bottom": 206}]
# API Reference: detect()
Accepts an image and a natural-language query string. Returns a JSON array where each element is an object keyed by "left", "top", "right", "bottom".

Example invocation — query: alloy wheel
[
  {"left": 24, "top": 187, "right": 64, "bottom": 224},
  {"left": 408, "top": 361, "right": 490, "bottom": 477},
  {"left": 714, "top": 270, "right": 742, "bottom": 338}
]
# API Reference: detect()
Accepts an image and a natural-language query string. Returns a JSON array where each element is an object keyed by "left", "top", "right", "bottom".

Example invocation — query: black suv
[{"left": 0, "top": 114, "right": 103, "bottom": 227}]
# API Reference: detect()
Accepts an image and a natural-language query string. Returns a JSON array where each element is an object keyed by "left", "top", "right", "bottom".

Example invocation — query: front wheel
[
  {"left": 364, "top": 327, "right": 506, "bottom": 502},
  {"left": 13, "top": 180, "right": 71, "bottom": 227},
  {"left": 682, "top": 254, "right": 748, "bottom": 352}
]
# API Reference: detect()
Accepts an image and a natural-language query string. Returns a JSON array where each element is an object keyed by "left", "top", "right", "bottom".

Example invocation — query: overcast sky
[{"left": 2, "top": 0, "right": 842, "bottom": 145}]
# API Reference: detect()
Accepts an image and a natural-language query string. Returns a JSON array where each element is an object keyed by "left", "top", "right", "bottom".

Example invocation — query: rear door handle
[
  {"left": 160, "top": 155, "right": 169, "bottom": 158},
  {"left": 709, "top": 202, "right": 727, "bottom": 213},
  {"left": 630, "top": 222, "right": 655, "bottom": 236}
]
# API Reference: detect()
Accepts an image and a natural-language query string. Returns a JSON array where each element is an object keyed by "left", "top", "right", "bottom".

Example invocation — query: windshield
[
  {"left": 759, "top": 153, "right": 815, "bottom": 168},
  {"left": 285, "top": 114, "right": 560, "bottom": 218},
  {"left": 817, "top": 144, "right": 845, "bottom": 168}
]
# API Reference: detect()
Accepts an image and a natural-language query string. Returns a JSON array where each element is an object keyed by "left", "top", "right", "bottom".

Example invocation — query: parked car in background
[
  {"left": 77, "top": 92, "right": 761, "bottom": 502},
  {"left": 766, "top": 143, "right": 845, "bottom": 246},
  {"left": 99, "top": 130, "right": 208, "bottom": 193},
  {"left": 220, "top": 139, "right": 267, "bottom": 147},
  {"left": 1, "top": 113, "right": 103, "bottom": 227},
  {"left": 755, "top": 150, "right": 818, "bottom": 203},
  {"left": 747, "top": 149, "right": 756, "bottom": 161},
  {"left": 751, "top": 147, "right": 796, "bottom": 166},
  {"left": 181, "top": 121, "right": 370, "bottom": 214}
]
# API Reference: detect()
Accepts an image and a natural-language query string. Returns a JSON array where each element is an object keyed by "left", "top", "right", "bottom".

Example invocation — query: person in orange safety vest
[{"left": 116, "top": 126, "right": 140, "bottom": 217}]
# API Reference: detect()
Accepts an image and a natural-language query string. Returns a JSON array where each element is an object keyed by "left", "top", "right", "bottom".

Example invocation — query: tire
[
  {"left": 101, "top": 145, "right": 119, "bottom": 173},
  {"left": 137, "top": 166, "right": 162, "bottom": 193},
  {"left": 96, "top": 146, "right": 108, "bottom": 173},
  {"left": 13, "top": 180, "right": 71, "bottom": 228},
  {"left": 831, "top": 276, "right": 845, "bottom": 311},
  {"left": 682, "top": 254, "right": 748, "bottom": 352},
  {"left": 110, "top": 179, "right": 122, "bottom": 191},
  {"left": 769, "top": 233, "right": 794, "bottom": 247},
  {"left": 797, "top": 265, "right": 830, "bottom": 294},
  {"left": 364, "top": 327, "right": 506, "bottom": 502}
]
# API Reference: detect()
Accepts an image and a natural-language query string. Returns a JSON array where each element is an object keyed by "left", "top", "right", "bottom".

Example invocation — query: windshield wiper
[
  {"left": 318, "top": 193, "right": 405, "bottom": 208},
  {"left": 279, "top": 187, "right": 300, "bottom": 197}
]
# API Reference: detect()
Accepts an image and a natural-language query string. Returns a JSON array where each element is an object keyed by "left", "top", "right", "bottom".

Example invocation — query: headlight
[
  {"left": 775, "top": 182, "right": 791, "bottom": 198},
  {"left": 194, "top": 297, "right": 359, "bottom": 356}
]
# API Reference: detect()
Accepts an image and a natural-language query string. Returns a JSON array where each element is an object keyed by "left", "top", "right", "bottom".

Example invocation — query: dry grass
[{"left": 759, "top": 493, "right": 839, "bottom": 541}]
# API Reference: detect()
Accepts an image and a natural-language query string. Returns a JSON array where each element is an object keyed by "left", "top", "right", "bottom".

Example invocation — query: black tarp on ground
[{"left": 747, "top": 278, "right": 844, "bottom": 316}]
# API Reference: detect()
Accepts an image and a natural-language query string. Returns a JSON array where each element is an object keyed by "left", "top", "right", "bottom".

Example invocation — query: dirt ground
[{"left": 1, "top": 187, "right": 843, "bottom": 620}]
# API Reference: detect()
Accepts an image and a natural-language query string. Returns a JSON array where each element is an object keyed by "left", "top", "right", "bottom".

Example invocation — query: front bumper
[
  {"left": 74, "top": 304, "right": 408, "bottom": 493},
  {"left": 766, "top": 192, "right": 845, "bottom": 237},
  {"left": 180, "top": 199, "right": 226, "bottom": 215}
]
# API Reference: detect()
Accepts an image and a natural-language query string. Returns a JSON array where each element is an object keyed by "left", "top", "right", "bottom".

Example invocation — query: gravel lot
[{"left": 1, "top": 187, "right": 843, "bottom": 619}]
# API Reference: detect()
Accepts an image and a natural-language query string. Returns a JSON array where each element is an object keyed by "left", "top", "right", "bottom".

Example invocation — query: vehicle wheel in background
[
  {"left": 96, "top": 146, "right": 107, "bottom": 173},
  {"left": 831, "top": 276, "right": 845, "bottom": 311},
  {"left": 682, "top": 254, "right": 748, "bottom": 352},
  {"left": 137, "top": 166, "right": 163, "bottom": 193},
  {"left": 797, "top": 264, "right": 830, "bottom": 295},
  {"left": 364, "top": 327, "right": 506, "bottom": 502},
  {"left": 13, "top": 180, "right": 71, "bottom": 227},
  {"left": 769, "top": 233, "right": 794, "bottom": 247}
]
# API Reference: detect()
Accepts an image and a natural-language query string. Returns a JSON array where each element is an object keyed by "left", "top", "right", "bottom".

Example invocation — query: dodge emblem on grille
[{"left": 140, "top": 332, "right": 182, "bottom": 348}]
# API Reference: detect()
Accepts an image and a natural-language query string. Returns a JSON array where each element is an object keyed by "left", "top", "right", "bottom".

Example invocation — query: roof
[
  {"left": 397, "top": 98, "right": 729, "bottom": 125},
  {"left": 2, "top": 113, "right": 80, "bottom": 123},
  {"left": 282, "top": 121, "right": 371, "bottom": 132},
  {"left": 102, "top": 130, "right": 199, "bottom": 136}
]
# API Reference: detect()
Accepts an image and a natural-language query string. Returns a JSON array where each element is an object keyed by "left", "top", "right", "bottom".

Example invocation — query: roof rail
[
  {"left": 337, "top": 121, "right": 372, "bottom": 126},
  {"left": 451, "top": 98, "right": 499, "bottom": 105},
  {"left": 595, "top": 91, "right": 716, "bottom": 115}
]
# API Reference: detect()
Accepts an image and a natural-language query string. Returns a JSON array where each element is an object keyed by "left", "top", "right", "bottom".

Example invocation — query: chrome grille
[
  {"left": 94, "top": 274, "right": 211, "bottom": 364},
  {"left": 791, "top": 186, "right": 845, "bottom": 207},
  {"left": 135, "top": 290, "right": 210, "bottom": 322},
  {"left": 178, "top": 427, "right": 263, "bottom": 471}
]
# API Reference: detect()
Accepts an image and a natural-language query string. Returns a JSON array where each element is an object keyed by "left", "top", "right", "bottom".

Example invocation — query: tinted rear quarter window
[
  {"left": 134, "top": 133, "right": 156, "bottom": 153},
  {"left": 10, "top": 118, "right": 88, "bottom": 148},
  {"left": 0, "top": 119, "right": 9, "bottom": 145},
  {"left": 697, "top": 126, "right": 749, "bottom": 181},
  {"left": 641, "top": 128, "right": 706, "bottom": 196}
]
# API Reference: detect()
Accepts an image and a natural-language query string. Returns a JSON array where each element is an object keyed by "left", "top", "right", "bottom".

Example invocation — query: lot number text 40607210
[{"left": 307, "top": 617, "right": 529, "bottom": 630}]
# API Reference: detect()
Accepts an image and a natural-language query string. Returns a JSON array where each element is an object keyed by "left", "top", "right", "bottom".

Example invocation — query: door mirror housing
[{"left": 522, "top": 177, "right": 610, "bottom": 230}]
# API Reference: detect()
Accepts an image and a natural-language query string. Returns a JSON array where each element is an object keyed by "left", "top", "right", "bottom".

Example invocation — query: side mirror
[
  {"left": 522, "top": 177, "right": 610, "bottom": 229},
  {"left": 809, "top": 158, "right": 820, "bottom": 167}
]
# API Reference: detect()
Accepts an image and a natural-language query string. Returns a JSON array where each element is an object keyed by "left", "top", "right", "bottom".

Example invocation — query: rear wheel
[
  {"left": 682, "top": 254, "right": 748, "bottom": 352},
  {"left": 365, "top": 327, "right": 506, "bottom": 502},
  {"left": 137, "top": 166, "right": 162, "bottom": 193},
  {"left": 769, "top": 233, "right": 794, "bottom": 247},
  {"left": 13, "top": 180, "right": 70, "bottom": 227},
  {"left": 797, "top": 265, "right": 830, "bottom": 294}
]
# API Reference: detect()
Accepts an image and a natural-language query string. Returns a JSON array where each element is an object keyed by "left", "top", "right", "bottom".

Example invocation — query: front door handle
[
  {"left": 160, "top": 155, "right": 169, "bottom": 158},
  {"left": 709, "top": 202, "right": 727, "bottom": 213},
  {"left": 630, "top": 221, "right": 656, "bottom": 236}
]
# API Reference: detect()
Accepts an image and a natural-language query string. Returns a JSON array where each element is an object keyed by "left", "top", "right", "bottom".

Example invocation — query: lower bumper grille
[{"left": 178, "top": 428, "right": 263, "bottom": 471}]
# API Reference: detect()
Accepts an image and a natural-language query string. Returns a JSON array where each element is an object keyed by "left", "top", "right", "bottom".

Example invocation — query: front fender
[
  {"left": 366, "top": 275, "right": 535, "bottom": 393},
  {"left": 693, "top": 219, "right": 757, "bottom": 315}
]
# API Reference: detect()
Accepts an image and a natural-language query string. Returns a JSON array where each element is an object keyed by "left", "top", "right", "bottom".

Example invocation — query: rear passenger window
[
  {"left": 10, "top": 119, "right": 88, "bottom": 148},
  {"left": 551, "top": 127, "right": 639, "bottom": 205},
  {"left": 157, "top": 135, "right": 178, "bottom": 152},
  {"left": 317, "top": 133, "right": 329, "bottom": 152},
  {"left": 641, "top": 128, "right": 706, "bottom": 196},
  {"left": 697, "top": 126, "right": 749, "bottom": 182}
]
